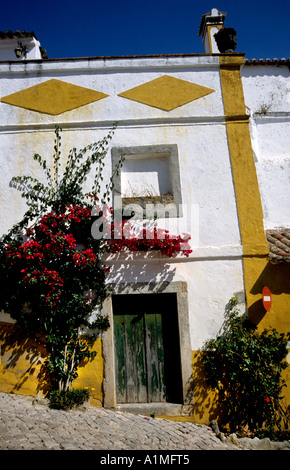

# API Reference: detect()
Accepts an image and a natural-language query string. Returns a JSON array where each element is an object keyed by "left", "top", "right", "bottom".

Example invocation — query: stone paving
[{"left": 0, "top": 392, "right": 289, "bottom": 452}]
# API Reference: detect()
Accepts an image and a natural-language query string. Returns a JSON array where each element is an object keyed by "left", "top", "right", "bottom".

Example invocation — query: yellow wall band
[
  {"left": 0, "top": 321, "right": 104, "bottom": 404},
  {"left": 206, "top": 24, "right": 222, "bottom": 53},
  {"left": 219, "top": 55, "right": 269, "bottom": 257}
]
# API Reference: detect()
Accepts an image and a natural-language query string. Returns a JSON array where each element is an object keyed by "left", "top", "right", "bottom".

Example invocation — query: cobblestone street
[{"left": 0, "top": 392, "right": 289, "bottom": 454}]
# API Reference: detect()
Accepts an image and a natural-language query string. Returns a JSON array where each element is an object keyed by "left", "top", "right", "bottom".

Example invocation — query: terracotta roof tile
[
  {"left": 0, "top": 30, "right": 37, "bottom": 40},
  {"left": 0, "top": 30, "right": 48, "bottom": 59},
  {"left": 266, "top": 228, "right": 290, "bottom": 264},
  {"left": 245, "top": 58, "right": 290, "bottom": 66}
]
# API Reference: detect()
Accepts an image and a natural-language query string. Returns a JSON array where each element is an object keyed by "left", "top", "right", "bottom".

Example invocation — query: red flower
[
  {"left": 106, "top": 220, "right": 192, "bottom": 258},
  {"left": 64, "top": 233, "right": 76, "bottom": 248},
  {"left": 72, "top": 249, "right": 96, "bottom": 268}
]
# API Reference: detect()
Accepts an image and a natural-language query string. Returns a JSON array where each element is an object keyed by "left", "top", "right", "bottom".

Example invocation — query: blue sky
[{"left": 1, "top": 0, "right": 290, "bottom": 60}]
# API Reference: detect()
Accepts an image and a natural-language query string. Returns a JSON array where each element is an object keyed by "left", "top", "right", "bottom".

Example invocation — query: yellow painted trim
[
  {"left": 72, "top": 337, "right": 104, "bottom": 406},
  {"left": 219, "top": 55, "right": 269, "bottom": 258},
  {"left": 219, "top": 54, "right": 270, "bottom": 327},
  {"left": 118, "top": 75, "right": 215, "bottom": 111},
  {"left": 206, "top": 24, "right": 222, "bottom": 53},
  {"left": 0, "top": 321, "right": 104, "bottom": 403},
  {"left": 1, "top": 79, "right": 109, "bottom": 115},
  {"left": 0, "top": 321, "right": 49, "bottom": 396}
]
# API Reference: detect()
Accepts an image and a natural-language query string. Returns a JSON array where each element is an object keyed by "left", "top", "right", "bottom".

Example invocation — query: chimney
[
  {"left": 199, "top": 8, "right": 226, "bottom": 53},
  {"left": 0, "top": 31, "right": 47, "bottom": 60}
]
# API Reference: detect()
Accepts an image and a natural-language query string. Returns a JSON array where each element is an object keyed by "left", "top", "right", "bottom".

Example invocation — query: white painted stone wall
[
  {"left": 0, "top": 55, "right": 245, "bottom": 350},
  {"left": 242, "top": 64, "right": 290, "bottom": 229},
  {"left": 0, "top": 37, "right": 43, "bottom": 60}
]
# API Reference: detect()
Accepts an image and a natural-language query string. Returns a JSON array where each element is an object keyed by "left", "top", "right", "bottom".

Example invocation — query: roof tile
[
  {"left": 0, "top": 30, "right": 37, "bottom": 39},
  {"left": 266, "top": 229, "right": 290, "bottom": 264}
]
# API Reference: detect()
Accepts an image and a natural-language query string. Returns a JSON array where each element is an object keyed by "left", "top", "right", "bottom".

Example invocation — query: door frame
[{"left": 101, "top": 281, "right": 193, "bottom": 415}]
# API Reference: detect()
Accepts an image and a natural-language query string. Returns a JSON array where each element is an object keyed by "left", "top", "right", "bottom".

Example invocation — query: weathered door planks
[
  {"left": 145, "top": 313, "right": 166, "bottom": 402},
  {"left": 113, "top": 294, "right": 181, "bottom": 404}
]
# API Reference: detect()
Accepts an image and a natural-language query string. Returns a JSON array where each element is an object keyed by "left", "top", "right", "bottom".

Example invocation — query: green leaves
[
  {"left": 48, "top": 387, "right": 90, "bottom": 410},
  {"left": 0, "top": 125, "right": 122, "bottom": 393},
  {"left": 7, "top": 124, "right": 122, "bottom": 236},
  {"left": 203, "top": 297, "right": 289, "bottom": 434}
]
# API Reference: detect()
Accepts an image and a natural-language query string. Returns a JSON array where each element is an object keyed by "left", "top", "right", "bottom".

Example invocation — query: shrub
[
  {"left": 203, "top": 297, "right": 289, "bottom": 436},
  {"left": 0, "top": 126, "right": 120, "bottom": 392},
  {"left": 48, "top": 388, "right": 90, "bottom": 410}
]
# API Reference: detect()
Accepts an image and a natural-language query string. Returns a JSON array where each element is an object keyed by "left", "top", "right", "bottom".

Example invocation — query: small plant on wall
[
  {"left": 0, "top": 126, "right": 191, "bottom": 406},
  {"left": 202, "top": 297, "right": 289, "bottom": 438}
]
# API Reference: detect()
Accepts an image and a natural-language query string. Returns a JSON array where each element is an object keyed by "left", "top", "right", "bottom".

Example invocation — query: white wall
[
  {"left": 121, "top": 154, "right": 172, "bottom": 197},
  {"left": 0, "top": 37, "right": 43, "bottom": 60},
  {"left": 242, "top": 64, "right": 290, "bottom": 229},
  {"left": 0, "top": 55, "right": 245, "bottom": 349}
]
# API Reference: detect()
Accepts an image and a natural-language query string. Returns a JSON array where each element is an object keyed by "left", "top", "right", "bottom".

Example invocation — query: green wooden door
[
  {"left": 114, "top": 312, "right": 148, "bottom": 403},
  {"left": 113, "top": 294, "right": 182, "bottom": 404}
]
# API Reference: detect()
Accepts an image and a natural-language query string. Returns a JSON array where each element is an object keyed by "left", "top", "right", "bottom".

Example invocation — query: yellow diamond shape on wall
[
  {"left": 0, "top": 79, "right": 109, "bottom": 115},
  {"left": 118, "top": 75, "right": 215, "bottom": 111}
]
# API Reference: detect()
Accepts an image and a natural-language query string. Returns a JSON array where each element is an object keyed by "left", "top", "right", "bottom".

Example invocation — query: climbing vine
[{"left": 0, "top": 126, "right": 191, "bottom": 396}]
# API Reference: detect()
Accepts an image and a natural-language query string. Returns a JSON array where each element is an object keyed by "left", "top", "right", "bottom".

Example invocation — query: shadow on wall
[
  {"left": 190, "top": 351, "right": 219, "bottom": 424},
  {"left": 0, "top": 322, "right": 49, "bottom": 396},
  {"left": 247, "top": 261, "right": 290, "bottom": 327},
  {"left": 0, "top": 255, "right": 177, "bottom": 398},
  {"left": 105, "top": 254, "right": 176, "bottom": 291},
  {"left": 189, "top": 263, "right": 290, "bottom": 424}
]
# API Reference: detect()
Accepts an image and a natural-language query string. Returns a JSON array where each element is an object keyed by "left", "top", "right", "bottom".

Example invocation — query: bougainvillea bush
[
  {"left": 0, "top": 126, "right": 192, "bottom": 393},
  {"left": 1, "top": 206, "right": 108, "bottom": 391}
]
